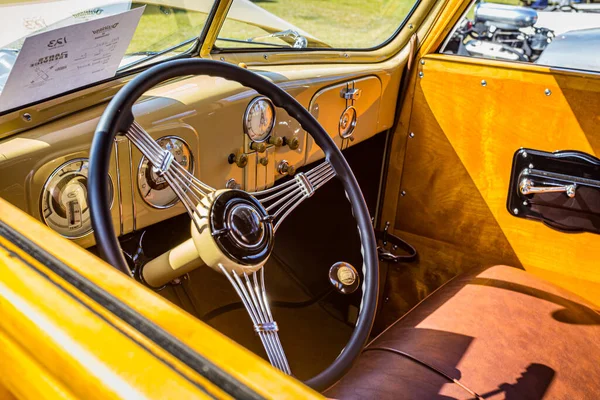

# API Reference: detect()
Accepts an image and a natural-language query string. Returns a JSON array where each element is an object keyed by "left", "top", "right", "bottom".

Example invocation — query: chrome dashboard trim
[
  {"left": 128, "top": 140, "right": 137, "bottom": 232},
  {"left": 114, "top": 138, "right": 124, "bottom": 236}
]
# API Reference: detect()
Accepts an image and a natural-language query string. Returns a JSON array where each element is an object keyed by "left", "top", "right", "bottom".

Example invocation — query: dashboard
[{"left": 0, "top": 62, "right": 401, "bottom": 248}]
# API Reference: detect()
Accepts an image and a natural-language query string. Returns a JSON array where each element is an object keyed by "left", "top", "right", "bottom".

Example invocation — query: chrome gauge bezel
[
  {"left": 243, "top": 96, "right": 276, "bottom": 143},
  {"left": 137, "top": 135, "right": 195, "bottom": 209},
  {"left": 339, "top": 105, "right": 357, "bottom": 139},
  {"left": 40, "top": 158, "right": 114, "bottom": 239}
]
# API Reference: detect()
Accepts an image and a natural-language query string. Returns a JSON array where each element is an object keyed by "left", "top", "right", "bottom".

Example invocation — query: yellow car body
[{"left": 0, "top": 0, "right": 599, "bottom": 397}]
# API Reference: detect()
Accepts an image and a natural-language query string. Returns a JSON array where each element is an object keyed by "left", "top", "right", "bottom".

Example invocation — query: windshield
[
  {"left": 216, "top": 0, "right": 417, "bottom": 50},
  {"left": 0, "top": 1, "right": 215, "bottom": 112}
]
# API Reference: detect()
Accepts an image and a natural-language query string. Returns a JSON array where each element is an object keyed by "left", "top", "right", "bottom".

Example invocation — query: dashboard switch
[
  {"left": 228, "top": 153, "right": 248, "bottom": 168},
  {"left": 287, "top": 136, "right": 300, "bottom": 150},
  {"left": 250, "top": 142, "right": 267, "bottom": 153},
  {"left": 225, "top": 178, "right": 242, "bottom": 190},
  {"left": 268, "top": 136, "right": 284, "bottom": 147},
  {"left": 277, "top": 160, "right": 295, "bottom": 176}
]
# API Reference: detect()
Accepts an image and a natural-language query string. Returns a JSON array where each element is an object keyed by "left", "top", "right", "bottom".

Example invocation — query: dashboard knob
[
  {"left": 259, "top": 156, "right": 269, "bottom": 166},
  {"left": 250, "top": 142, "right": 267, "bottom": 153},
  {"left": 228, "top": 153, "right": 248, "bottom": 168},
  {"left": 329, "top": 262, "right": 360, "bottom": 294},
  {"left": 277, "top": 160, "right": 295, "bottom": 176},
  {"left": 225, "top": 178, "right": 242, "bottom": 190},
  {"left": 287, "top": 136, "right": 300, "bottom": 150},
  {"left": 268, "top": 136, "right": 284, "bottom": 147}
]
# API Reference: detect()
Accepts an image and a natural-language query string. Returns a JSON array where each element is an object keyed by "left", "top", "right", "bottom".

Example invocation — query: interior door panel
[{"left": 382, "top": 54, "right": 600, "bottom": 311}]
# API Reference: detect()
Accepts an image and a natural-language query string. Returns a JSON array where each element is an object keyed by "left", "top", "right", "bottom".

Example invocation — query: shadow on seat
[
  {"left": 325, "top": 265, "right": 600, "bottom": 399},
  {"left": 478, "top": 363, "right": 555, "bottom": 399}
]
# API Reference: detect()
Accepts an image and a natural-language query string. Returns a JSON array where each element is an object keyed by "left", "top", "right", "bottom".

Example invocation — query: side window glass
[{"left": 440, "top": 0, "right": 600, "bottom": 72}]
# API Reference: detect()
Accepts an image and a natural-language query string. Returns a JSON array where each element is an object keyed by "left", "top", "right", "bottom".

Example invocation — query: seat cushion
[{"left": 325, "top": 265, "right": 600, "bottom": 399}]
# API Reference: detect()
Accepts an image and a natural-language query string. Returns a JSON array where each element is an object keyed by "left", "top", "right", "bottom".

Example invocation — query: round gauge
[
  {"left": 41, "top": 159, "right": 113, "bottom": 239},
  {"left": 243, "top": 96, "right": 276, "bottom": 142},
  {"left": 138, "top": 136, "right": 193, "bottom": 209}
]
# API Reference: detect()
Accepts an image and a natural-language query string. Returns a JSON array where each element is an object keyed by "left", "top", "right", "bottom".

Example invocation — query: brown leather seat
[{"left": 325, "top": 265, "right": 600, "bottom": 399}]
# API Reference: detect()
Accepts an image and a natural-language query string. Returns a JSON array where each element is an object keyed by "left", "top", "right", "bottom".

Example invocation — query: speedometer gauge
[
  {"left": 41, "top": 159, "right": 113, "bottom": 239},
  {"left": 138, "top": 136, "right": 193, "bottom": 209},
  {"left": 243, "top": 96, "right": 275, "bottom": 142}
]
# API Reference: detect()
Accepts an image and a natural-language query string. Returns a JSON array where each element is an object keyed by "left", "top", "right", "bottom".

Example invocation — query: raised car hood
[
  {"left": 536, "top": 9, "right": 600, "bottom": 36},
  {"left": 536, "top": 28, "right": 600, "bottom": 71}
]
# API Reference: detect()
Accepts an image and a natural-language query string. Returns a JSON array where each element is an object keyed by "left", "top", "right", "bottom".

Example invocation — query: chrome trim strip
[
  {"left": 128, "top": 140, "right": 137, "bottom": 232},
  {"left": 114, "top": 138, "right": 123, "bottom": 236}
]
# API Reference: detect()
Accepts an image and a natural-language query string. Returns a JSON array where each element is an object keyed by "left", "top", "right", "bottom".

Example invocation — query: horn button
[
  {"left": 210, "top": 190, "right": 274, "bottom": 266},
  {"left": 227, "top": 204, "right": 265, "bottom": 248}
]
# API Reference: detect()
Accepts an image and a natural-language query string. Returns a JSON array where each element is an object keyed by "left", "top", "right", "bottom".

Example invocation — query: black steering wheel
[{"left": 89, "top": 58, "right": 378, "bottom": 391}]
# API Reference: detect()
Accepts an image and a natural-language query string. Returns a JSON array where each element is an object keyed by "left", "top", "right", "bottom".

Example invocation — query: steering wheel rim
[{"left": 89, "top": 58, "right": 378, "bottom": 391}]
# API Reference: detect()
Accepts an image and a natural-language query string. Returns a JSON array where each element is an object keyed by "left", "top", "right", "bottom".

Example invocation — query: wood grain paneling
[
  {"left": 383, "top": 54, "right": 600, "bottom": 308},
  {"left": 377, "top": 79, "right": 522, "bottom": 325}
]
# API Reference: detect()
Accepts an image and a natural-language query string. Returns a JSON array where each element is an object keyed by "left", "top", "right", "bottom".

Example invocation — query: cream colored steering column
[{"left": 142, "top": 189, "right": 271, "bottom": 288}]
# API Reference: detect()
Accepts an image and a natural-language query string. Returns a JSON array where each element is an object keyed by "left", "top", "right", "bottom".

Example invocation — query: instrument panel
[
  {"left": 138, "top": 136, "right": 194, "bottom": 209},
  {"left": 0, "top": 65, "right": 399, "bottom": 247},
  {"left": 41, "top": 159, "right": 113, "bottom": 239},
  {"left": 243, "top": 96, "right": 276, "bottom": 143}
]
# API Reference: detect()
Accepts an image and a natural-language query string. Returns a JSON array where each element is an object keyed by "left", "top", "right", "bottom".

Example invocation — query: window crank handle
[{"left": 520, "top": 179, "right": 576, "bottom": 198}]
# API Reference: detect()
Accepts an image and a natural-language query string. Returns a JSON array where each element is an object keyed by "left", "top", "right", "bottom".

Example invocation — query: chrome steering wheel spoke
[
  {"left": 219, "top": 264, "right": 291, "bottom": 374},
  {"left": 251, "top": 161, "right": 336, "bottom": 231},
  {"left": 125, "top": 121, "right": 215, "bottom": 234},
  {"left": 128, "top": 122, "right": 335, "bottom": 375}
]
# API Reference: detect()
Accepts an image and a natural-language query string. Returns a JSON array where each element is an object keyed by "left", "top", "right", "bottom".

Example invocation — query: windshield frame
[{"left": 0, "top": 0, "right": 220, "bottom": 117}]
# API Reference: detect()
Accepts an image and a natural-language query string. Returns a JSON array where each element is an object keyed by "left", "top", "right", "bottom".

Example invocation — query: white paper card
[
  {"left": 0, "top": 1, "right": 132, "bottom": 48},
  {"left": 0, "top": 6, "right": 144, "bottom": 112}
]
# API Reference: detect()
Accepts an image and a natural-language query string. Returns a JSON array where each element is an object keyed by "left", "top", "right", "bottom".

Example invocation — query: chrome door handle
[
  {"left": 341, "top": 88, "right": 362, "bottom": 100},
  {"left": 520, "top": 178, "right": 576, "bottom": 198}
]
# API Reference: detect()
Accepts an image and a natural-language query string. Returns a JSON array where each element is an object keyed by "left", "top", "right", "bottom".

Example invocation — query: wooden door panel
[{"left": 384, "top": 54, "right": 600, "bottom": 308}]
